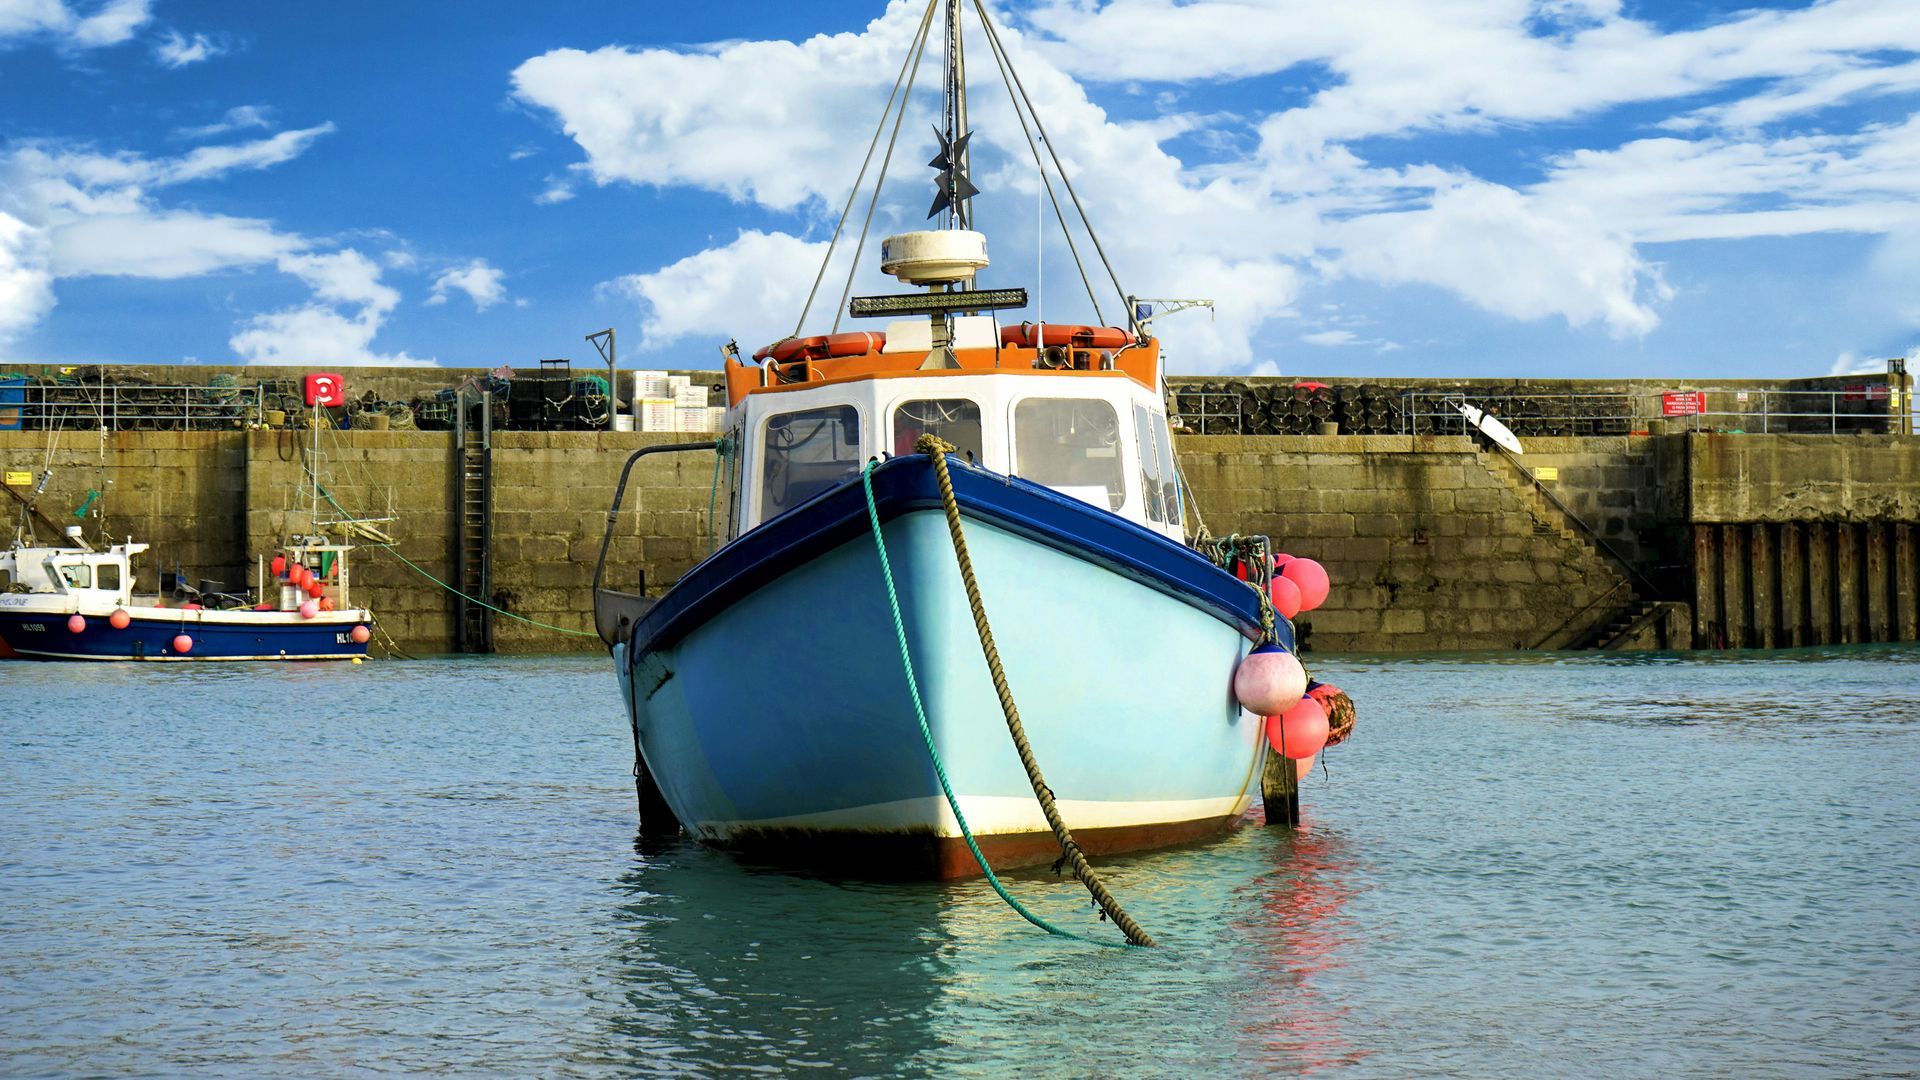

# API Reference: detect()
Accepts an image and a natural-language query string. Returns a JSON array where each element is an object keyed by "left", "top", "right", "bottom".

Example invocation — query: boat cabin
[
  {"left": 719, "top": 316, "right": 1185, "bottom": 543},
  {"left": 0, "top": 543, "right": 142, "bottom": 605}
]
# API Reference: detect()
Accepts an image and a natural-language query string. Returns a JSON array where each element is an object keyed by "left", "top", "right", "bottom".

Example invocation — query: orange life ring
[
  {"left": 752, "top": 332, "right": 884, "bottom": 363},
  {"left": 999, "top": 323, "right": 1134, "bottom": 350}
]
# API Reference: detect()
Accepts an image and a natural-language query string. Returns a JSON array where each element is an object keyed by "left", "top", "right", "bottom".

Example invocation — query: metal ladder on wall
[{"left": 452, "top": 388, "right": 494, "bottom": 653}]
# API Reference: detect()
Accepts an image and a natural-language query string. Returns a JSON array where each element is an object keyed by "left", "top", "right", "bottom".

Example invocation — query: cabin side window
[
  {"left": 1132, "top": 403, "right": 1165, "bottom": 523},
  {"left": 760, "top": 405, "right": 862, "bottom": 519},
  {"left": 1013, "top": 398, "right": 1124, "bottom": 511},
  {"left": 96, "top": 562, "right": 121, "bottom": 591},
  {"left": 893, "top": 398, "right": 982, "bottom": 459},
  {"left": 1155, "top": 413, "right": 1182, "bottom": 528}
]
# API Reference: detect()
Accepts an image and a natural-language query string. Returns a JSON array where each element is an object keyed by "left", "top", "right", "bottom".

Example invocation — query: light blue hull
[{"left": 620, "top": 510, "right": 1263, "bottom": 872}]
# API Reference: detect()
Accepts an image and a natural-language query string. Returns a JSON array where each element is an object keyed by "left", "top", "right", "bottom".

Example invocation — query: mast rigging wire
[{"left": 792, "top": 0, "right": 942, "bottom": 339}]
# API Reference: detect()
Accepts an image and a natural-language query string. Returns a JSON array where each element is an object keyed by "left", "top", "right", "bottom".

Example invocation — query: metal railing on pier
[
  {"left": 1, "top": 383, "right": 262, "bottom": 432},
  {"left": 1396, "top": 389, "right": 1911, "bottom": 438}
]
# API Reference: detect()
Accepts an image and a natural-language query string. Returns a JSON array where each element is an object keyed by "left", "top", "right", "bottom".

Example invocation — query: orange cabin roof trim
[{"left": 722, "top": 338, "right": 1161, "bottom": 407}]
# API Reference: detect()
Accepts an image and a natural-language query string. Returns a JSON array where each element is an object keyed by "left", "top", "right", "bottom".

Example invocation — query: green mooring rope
[
  {"left": 861, "top": 461, "right": 1133, "bottom": 949},
  {"left": 316, "top": 484, "right": 598, "bottom": 639}
]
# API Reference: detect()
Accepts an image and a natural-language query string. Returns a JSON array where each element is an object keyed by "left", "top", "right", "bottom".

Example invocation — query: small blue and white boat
[
  {"left": 594, "top": 0, "right": 1323, "bottom": 879},
  {"left": 0, "top": 537, "right": 373, "bottom": 662}
]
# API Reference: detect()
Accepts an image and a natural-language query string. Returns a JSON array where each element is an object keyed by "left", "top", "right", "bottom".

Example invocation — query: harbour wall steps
[{"left": 2, "top": 430, "right": 1914, "bottom": 654}]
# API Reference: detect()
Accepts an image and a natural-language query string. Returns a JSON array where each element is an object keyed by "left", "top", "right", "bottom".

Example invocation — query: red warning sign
[
  {"left": 304, "top": 372, "right": 345, "bottom": 407},
  {"left": 1662, "top": 392, "right": 1706, "bottom": 416}
]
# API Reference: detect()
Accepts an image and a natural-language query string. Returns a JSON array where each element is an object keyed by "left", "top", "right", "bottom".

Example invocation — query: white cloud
[
  {"left": 0, "top": 0, "right": 151, "bottom": 48},
  {"left": 533, "top": 179, "right": 575, "bottom": 205},
  {"left": 0, "top": 210, "right": 55, "bottom": 350},
  {"left": 426, "top": 259, "right": 508, "bottom": 311},
  {"left": 604, "top": 229, "right": 827, "bottom": 351},
  {"left": 153, "top": 28, "right": 219, "bottom": 67},
  {"left": 48, "top": 211, "right": 301, "bottom": 278},
  {"left": 176, "top": 105, "right": 274, "bottom": 140},
  {"left": 515, "top": 0, "right": 1920, "bottom": 372},
  {"left": 230, "top": 250, "right": 427, "bottom": 366},
  {"left": 1301, "top": 330, "right": 1356, "bottom": 346}
]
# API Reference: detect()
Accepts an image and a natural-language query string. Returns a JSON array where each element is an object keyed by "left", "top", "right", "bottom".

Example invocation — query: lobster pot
[
  {"left": 632, "top": 371, "right": 672, "bottom": 400},
  {"left": 638, "top": 398, "right": 679, "bottom": 432},
  {"left": 677, "top": 406, "right": 714, "bottom": 433}
]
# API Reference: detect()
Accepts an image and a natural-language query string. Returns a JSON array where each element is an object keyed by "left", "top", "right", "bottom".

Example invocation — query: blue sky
[{"left": 1, "top": 0, "right": 1915, "bottom": 379}]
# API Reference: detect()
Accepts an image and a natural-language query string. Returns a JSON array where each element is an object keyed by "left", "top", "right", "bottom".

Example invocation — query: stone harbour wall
[{"left": 3, "top": 429, "right": 1914, "bottom": 655}]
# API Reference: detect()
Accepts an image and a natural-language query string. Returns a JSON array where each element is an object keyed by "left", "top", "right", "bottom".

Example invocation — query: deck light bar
[{"left": 848, "top": 287, "right": 1028, "bottom": 319}]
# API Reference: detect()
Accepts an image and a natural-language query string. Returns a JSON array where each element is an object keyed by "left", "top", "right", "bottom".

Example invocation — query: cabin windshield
[
  {"left": 761, "top": 405, "right": 862, "bottom": 519},
  {"left": 893, "top": 398, "right": 982, "bottom": 459},
  {"left": 1013, "top": 397, "right": 1124, "bottom": 511},
  {"left": 59, "top": 563, "right": 91, "bottom": 589}
]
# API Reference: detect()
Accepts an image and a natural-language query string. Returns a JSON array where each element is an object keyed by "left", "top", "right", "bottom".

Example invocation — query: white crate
[
  {"left": 667, "top": 374, "right": 691, "bottom": 393},
  {"left": 677, "top": 406, "right": 714, "bottom": 432},
  {"left": 637, "top": 398, "right": 678, "bottom": 432},
  {"left": 674, "top": 384, "right": 709, "bottom": 408},
  {"left": 707, "top": 406, "right": 728, "bottom": 431},
  {"left": 632, "top": 371, "right": 672, "bottom": 400}
]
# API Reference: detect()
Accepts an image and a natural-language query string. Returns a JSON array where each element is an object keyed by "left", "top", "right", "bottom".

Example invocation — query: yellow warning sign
[
  {"left": 1535, "top": 466, "right": 1559, "bottom": 481},
  {"left": 4, "top": 471, "right": 32, "bottom": 486}
]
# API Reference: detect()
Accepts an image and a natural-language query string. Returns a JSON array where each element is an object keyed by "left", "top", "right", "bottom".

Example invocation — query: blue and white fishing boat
[
  {"left": 595, "top": 0, "right": 1321, "bottom": 879},
  {"left": 0, "top": 535, "right": 373, "bottom": 661}
]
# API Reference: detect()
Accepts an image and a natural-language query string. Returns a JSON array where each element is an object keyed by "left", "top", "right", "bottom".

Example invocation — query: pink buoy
[
  {"left": 1266, "top": 695, "right": 1329, "bottom": 759},
  {"left": 299, "top": 599, "right": 319, "bottom": 619},
  {"left": 1272, "top": 552, "right": 1294, "bottom": 571},
  {"left": 1269, "top": 575, "right": 1303, "bottom": 620},
  {"left": 1232, "top": 644, "right": 1308, "bottom": 716},
  {"left": 1281, "top": 557, "right": 1331, "bottom": 612},
  {"left": 350, "top": 624, "right": 371, "bottom": 644},
  {"left": 109, "top": 609, "right": 131, "bottom": 630},
  {"left": 172, "top": 634, "right": 192, "bottom": 654},
  {"left": 67, "top": 614, "right": 86, "bottom": 633}
]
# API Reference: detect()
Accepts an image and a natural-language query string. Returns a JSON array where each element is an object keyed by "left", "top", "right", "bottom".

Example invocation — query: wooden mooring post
[{"left": 1261, "top": 748, "right": 1300, "bottom": 827}]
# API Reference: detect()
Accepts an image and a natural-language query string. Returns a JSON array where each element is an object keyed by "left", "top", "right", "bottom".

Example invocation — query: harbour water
[{"left": 3, "top": 649, "right": 1916, "bottom": 1076}]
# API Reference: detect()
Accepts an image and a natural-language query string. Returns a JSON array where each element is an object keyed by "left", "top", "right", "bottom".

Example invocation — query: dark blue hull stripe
[{"left": 628, "top": 454, "right": 1280, "bottom": 661}]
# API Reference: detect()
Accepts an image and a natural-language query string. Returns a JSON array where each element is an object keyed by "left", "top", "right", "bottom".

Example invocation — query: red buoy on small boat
[
  {"left": 1267, "top": 696, "right": 1329, "bottom": 759},
  {"left": 67, "top": 614, "right": 85, "bottom": 633},
  {"left": 350, "top": 625, "right": 371, "bottom": 644},
  {"left": 1281, "top": 557, "right": 1330, "bottom": 611},
  {"left": 271, "top": 555, "right": 286, "bottom": 576},
  {"left": 1269, "top": 575, "right": 1302, "bottom": 620},
  {"left": 109, "top": 609, "right": 131, "bottom": 630},
  {"left": 172, "top": 634, "right": 193, "bottom": 654}
]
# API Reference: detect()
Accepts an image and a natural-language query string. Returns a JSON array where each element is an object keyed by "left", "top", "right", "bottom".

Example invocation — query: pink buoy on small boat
[
  {"left": 350, "top": 625, "right": 371, "bottom": 644},
  {"left": 299, "top": 599, "right": 319, "bottom": 619},
  {"left": 109, "top": 609, "right": 131, "bottom": 630},
  {"left": 1233, "top": 644, "right": 1307, "bottom": 716},
  {"left": 67, "top": 614, "right": 86, "bottom": 633},
  {"left": 172, "top": 634, "right": 193, "bottom": 654}
]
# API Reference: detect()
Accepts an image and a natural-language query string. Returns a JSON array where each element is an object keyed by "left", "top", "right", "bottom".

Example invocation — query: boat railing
[{"left": 592, "top": 440, "right": 720, "bottom": 648}]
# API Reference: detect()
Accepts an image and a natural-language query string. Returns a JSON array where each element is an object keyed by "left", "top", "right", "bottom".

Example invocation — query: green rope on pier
[{"left": 861, "top": 459, "right": 1135, "bottom": 950}]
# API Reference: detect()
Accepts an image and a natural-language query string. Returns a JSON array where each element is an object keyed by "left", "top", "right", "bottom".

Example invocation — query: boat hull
[
  {"left": 0, "top": 598, "right": 371, "bottom": 661},
  {"left": 617, "top": 458, "right": 1271, "bottom": 879}
]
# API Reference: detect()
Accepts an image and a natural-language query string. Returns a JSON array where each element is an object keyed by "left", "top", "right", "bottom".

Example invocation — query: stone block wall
[
  {"left": 0, "top": 431, "right": 249, "bottom": 595},
  {"left": 1174, "top": 435, "right": 1634, "bottom": 652}
]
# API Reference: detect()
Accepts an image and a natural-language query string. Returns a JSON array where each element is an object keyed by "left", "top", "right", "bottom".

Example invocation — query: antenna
[{"left": 1129, "top": 296, "right": 1215, "bottom": 331}]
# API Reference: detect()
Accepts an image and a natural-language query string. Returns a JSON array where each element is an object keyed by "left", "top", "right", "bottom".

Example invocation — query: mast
[{"left": 943, "top": 0, "right": 969, "bottom": 231}]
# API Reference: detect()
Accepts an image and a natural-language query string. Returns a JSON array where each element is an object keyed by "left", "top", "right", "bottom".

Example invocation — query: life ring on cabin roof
[
  {"left": 999, "top": 323, "right": 1135, "bottom": 349},
  {"left": 752, "top": 332, "right": 884, "bottom": 363}
]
